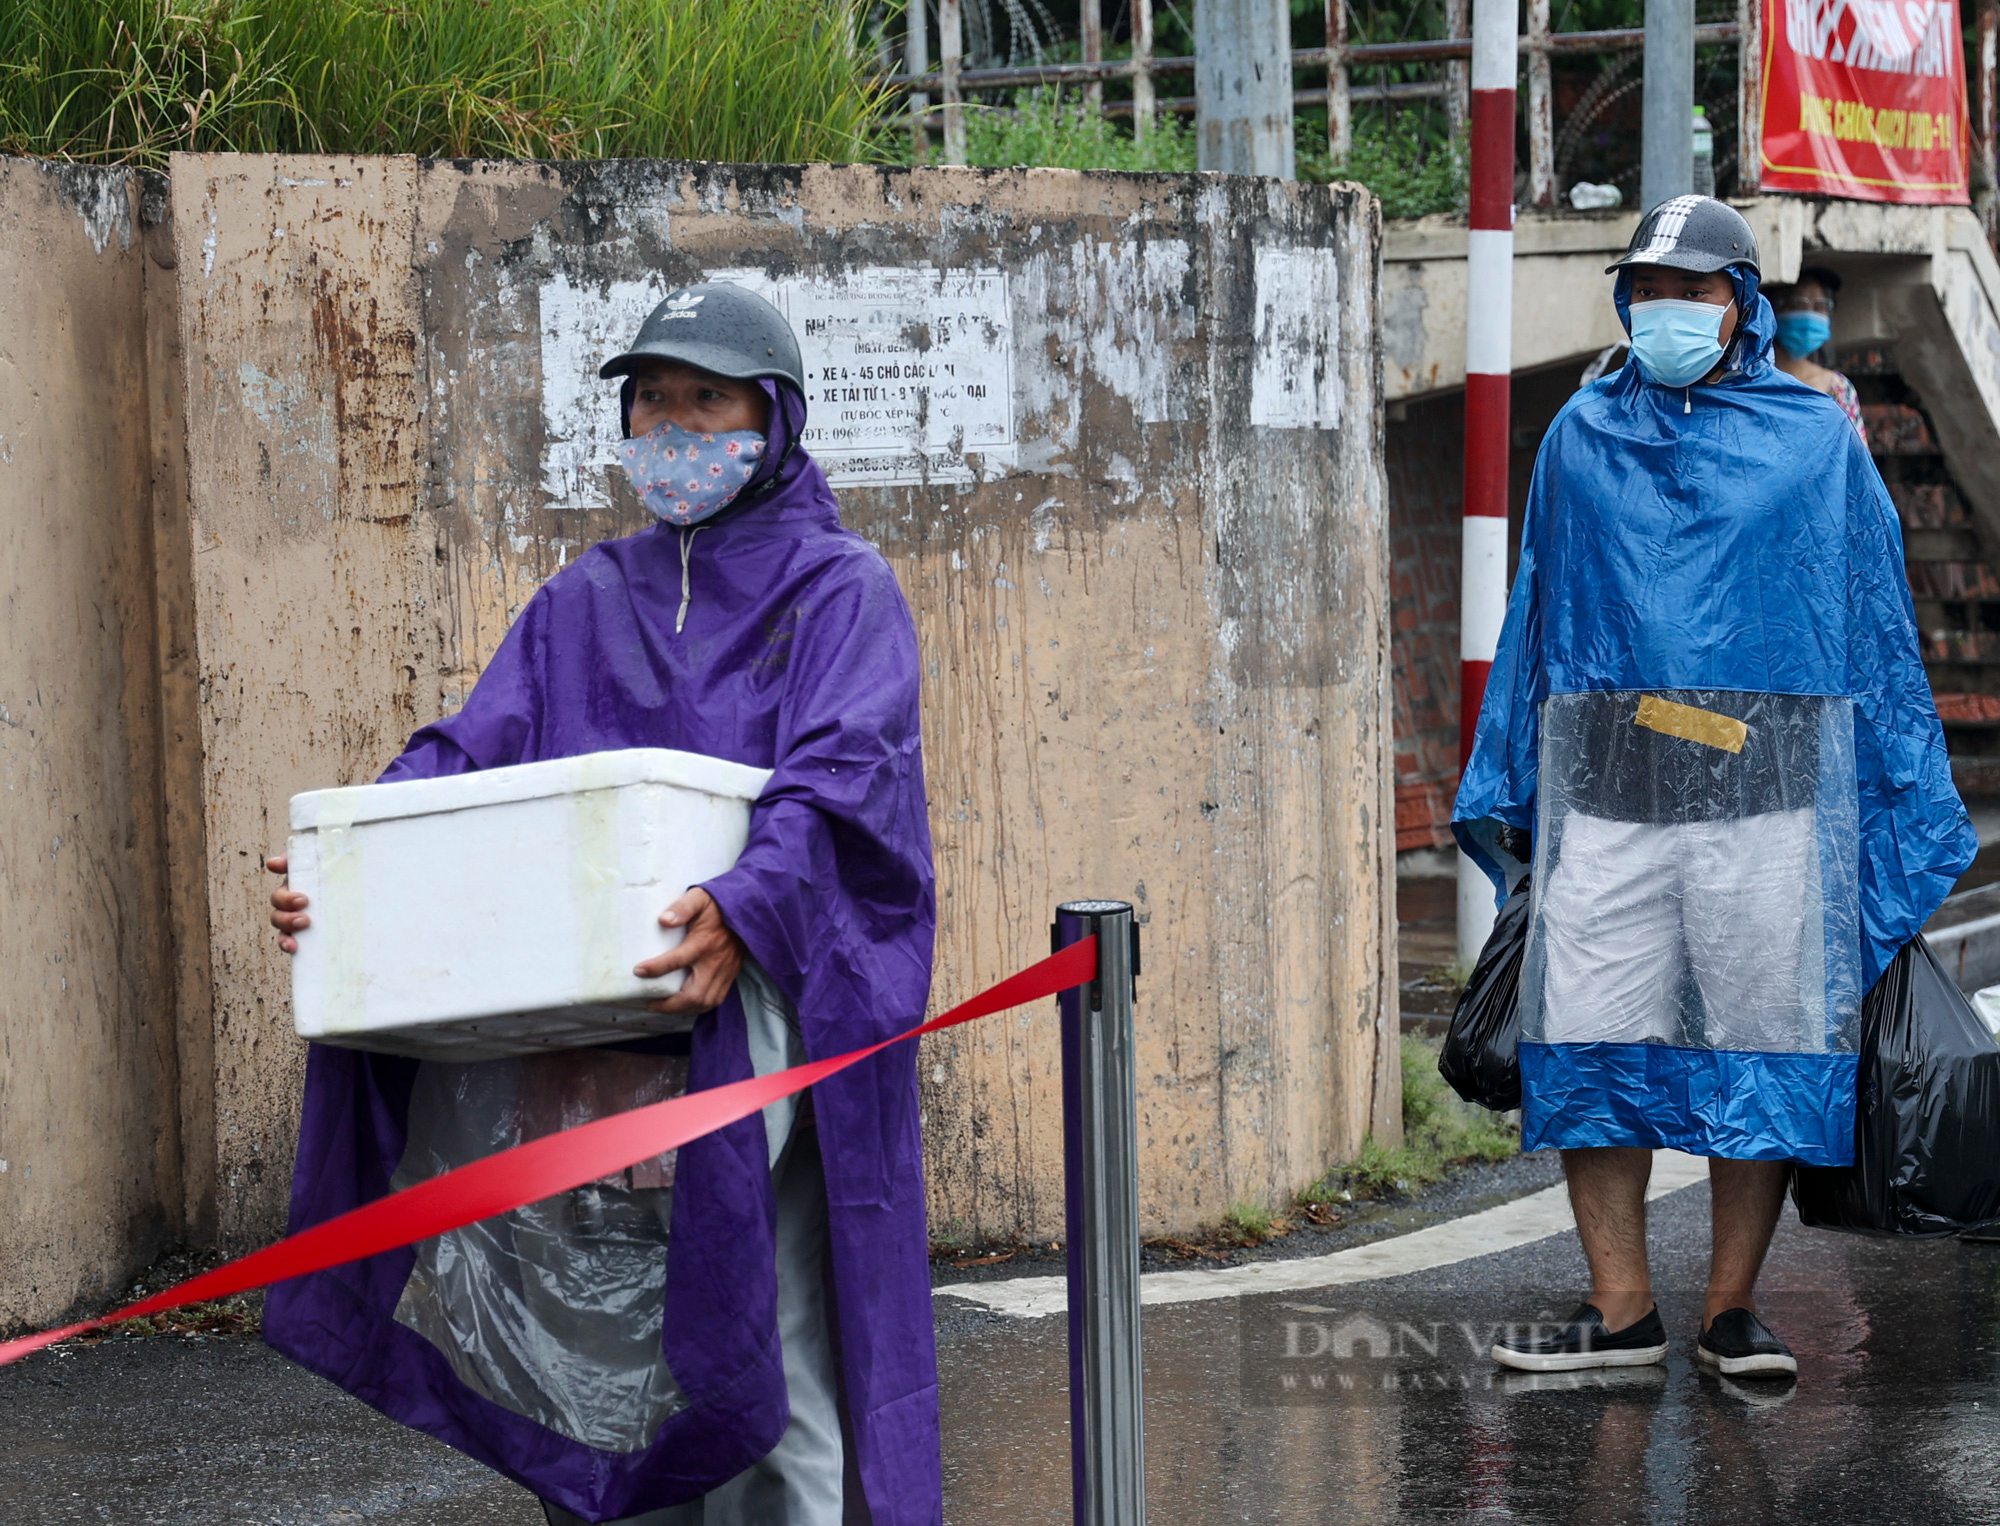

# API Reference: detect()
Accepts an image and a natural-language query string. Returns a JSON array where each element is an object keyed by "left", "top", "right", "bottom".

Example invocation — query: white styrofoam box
[{"left": 288, "top": 748, "right": 772, "bottom": 1061}]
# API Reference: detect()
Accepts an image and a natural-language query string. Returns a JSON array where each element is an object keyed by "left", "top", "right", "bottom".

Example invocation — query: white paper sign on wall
[
  {"left": 539, "top": 266, "right": 1016, "bottom": 507},
  {"left": 1249, "top": 246, "right": 1342, "bottom": 431}
]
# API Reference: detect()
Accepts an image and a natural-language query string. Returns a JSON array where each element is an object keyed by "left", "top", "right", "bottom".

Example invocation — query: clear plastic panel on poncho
[
  {"left": 390, "top": 1048, "right": 692, "bottom": 1453},
  {"left": 387, "top": 962, "right": 803, "bottom": 1456},
  {"left": 1518, "top": 690, "right": 1863, "bottom": 1055}
]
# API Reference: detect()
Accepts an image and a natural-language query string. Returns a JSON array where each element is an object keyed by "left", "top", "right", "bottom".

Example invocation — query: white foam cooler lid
[{"left": 290, "top": 747, "right": 772, "bottom": 832}]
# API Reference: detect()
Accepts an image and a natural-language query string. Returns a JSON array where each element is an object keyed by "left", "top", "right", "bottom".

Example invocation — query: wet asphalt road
[
  {"left": 3, "top": 1175, "right": 1995, "bottom": 1523},
  {"left": 934, "top": 1180, "right": 2000, "bottom": 1524}
]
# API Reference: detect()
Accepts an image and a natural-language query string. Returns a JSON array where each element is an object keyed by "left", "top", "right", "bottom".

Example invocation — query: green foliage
[
  {"left": 958, "top": 87, "right": 1197, "bottom": 173},
  {"left": 951, "top": 89, "right": 1464, "bottom": 221},
  {"left": 1302, "top": 1036, "right": 1517, "bottom": 1202},
  {"left": 1301, "top": 113, "right": 1467, "bottom": 219},
  {"left": 0, "top": 0, "right": 894, "bottom": 167},
  {"left": 1149, "top": 0, "right": 1197, "bottom": 59},
  {"left": 1222, "top": 1200, "right": 1276, "bottom": 1243}
]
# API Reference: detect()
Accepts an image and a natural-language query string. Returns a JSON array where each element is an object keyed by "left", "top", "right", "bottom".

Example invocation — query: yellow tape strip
[{"left": 1633, "top": 695, "right": 1748, "bottom": 754}]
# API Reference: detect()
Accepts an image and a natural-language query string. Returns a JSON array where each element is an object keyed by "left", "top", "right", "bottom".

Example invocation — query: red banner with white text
[{"left": 1760, "top": 0, "right": 1970, "bottom": 203}]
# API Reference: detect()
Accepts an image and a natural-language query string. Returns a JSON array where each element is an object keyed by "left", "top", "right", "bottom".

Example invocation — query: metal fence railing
[
  {"left": 889, "top": 0, "right": 1738, "bottom": 203},
  {"left": 884, "top": 0, "right": 2000, "bottom": 234}
]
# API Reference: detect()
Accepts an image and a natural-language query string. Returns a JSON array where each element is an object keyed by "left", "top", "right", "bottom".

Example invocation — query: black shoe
[
  {"left": 1491, "top": 1303, "right": 1669, "bottom": 1372},
  {"left": 1696, "top": 1307, "right": 1798, "bottom": 1377}
]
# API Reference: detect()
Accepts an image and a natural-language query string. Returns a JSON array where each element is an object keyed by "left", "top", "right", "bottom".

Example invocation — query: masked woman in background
[{"left": 1766, "top": 265, "right": 1867, "bottom": 441}]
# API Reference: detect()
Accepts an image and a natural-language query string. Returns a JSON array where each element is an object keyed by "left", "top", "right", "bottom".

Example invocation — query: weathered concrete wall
[
  {"left": 170, "top": 156, "right": 442, "bottom": 1245},
  {"left": 171, "top": 155, "right": 1398, "bottom": 1244},
  {"left": 0, "top": 162, "right": 188, "bottom": 1324}
]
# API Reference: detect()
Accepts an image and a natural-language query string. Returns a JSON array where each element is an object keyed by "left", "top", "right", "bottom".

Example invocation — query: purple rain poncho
[{"left": 263, "top": 382, "right": 942, "bottom": 1524}]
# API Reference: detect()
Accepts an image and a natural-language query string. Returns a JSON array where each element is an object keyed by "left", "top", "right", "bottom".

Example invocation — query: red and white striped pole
[{"left": 1458, "top": 0, "right": 1515, "bottom": 963}]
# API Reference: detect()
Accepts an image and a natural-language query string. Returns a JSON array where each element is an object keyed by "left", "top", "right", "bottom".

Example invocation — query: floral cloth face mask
[{"left": 619, "top": 420, "right": 767, "bottom": 526}]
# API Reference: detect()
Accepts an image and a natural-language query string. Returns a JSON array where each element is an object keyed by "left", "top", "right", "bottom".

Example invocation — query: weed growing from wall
[{"left": 1302, "top": 1036, "right": 1519, "bottom": 1205}]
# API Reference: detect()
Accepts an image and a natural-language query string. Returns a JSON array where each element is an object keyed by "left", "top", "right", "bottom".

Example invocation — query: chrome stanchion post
[{"left": 1054, "top": 899, "right": 1145, "bottom": 1526}]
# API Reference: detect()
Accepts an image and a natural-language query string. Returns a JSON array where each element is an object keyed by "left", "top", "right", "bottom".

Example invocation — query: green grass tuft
[
  {"left": 1222, "top": 1199, "right": 1276, "bottom": 1244},
  {"left": 1302, "top": 1034, "right": 1518, "bottom": 1203},
  {"left": 0, "top": 0, "right": 896, "bottom": 167}
]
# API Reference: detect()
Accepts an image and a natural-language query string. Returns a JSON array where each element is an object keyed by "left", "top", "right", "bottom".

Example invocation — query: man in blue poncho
[{"left": 1455, "top": 197, "right": 1973, "bottom": 1380}]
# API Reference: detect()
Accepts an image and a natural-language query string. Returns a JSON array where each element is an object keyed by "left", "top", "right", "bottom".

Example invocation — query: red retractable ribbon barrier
[{"left": 0, "top": 936, "right": 1098, "bottom": 1367}]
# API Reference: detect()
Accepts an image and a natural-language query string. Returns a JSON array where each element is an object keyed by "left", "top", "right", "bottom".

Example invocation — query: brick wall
[{"left": 1386, "top": 395, "right": 1465, "bottom": 851}]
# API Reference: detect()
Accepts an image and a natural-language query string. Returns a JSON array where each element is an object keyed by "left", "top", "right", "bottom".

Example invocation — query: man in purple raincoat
[{"left": 264, "top": 285, "right": 940, "bottom": 1524}]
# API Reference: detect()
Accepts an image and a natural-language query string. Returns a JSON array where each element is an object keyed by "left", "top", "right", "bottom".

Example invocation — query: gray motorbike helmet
[
  {"left": 599, "top": 280, "right": 812, "bottom": 506},
  {"left": 599, "top": 282, "right": 807, "bottom": 397},
  {"left": 1605, "top": 195, "right": 1760, "bottom": 276}
]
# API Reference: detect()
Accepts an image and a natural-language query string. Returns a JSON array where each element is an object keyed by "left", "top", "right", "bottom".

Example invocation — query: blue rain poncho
[{"left": 1454, "top": 269, "right": 1974, "bottom": 1165}]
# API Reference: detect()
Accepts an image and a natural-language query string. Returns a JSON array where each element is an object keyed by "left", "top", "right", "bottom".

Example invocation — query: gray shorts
[{"left": 1530, "top": 808, "right": 1823, "bottom": 1053}]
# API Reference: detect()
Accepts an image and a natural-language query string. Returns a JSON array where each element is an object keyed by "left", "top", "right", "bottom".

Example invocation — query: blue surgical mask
[
  {"left": 1628, "top": 298, "right": 1729, "bottom": 388},
  {"left": 1774, "top": 311, "right": 1832, "bottom": 359},
  {"left": 619, "top": 421, "right": 766, "bottom": 525}
]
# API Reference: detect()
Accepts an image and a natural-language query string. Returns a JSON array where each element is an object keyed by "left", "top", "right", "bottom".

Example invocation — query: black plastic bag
[
  {"left": 1439, "top": 875, "right": 1531, "bottom": 1112},
  {"left": 1792, "top": 934, "right": 2000, "bottom": 1237}
]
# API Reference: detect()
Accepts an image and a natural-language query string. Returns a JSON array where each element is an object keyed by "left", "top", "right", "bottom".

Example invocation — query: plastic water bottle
[{"left": 1692, "top": 107, "right": 1715, "bottom": 196}]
